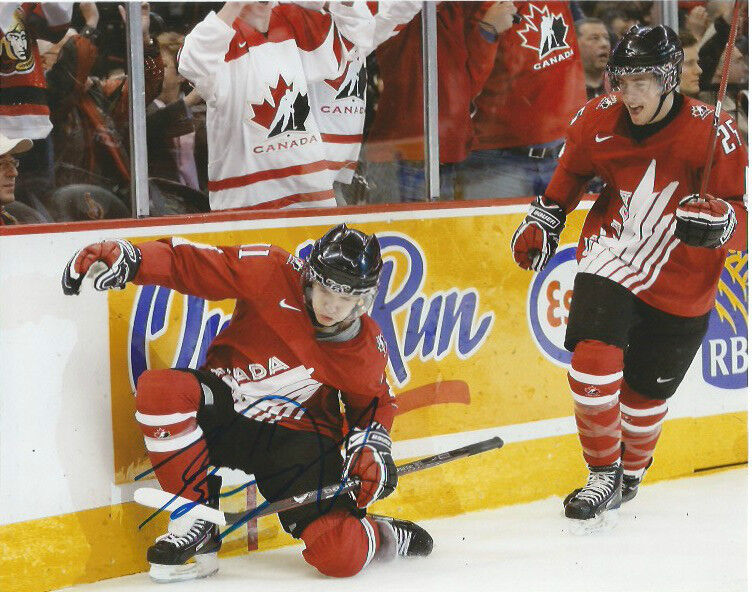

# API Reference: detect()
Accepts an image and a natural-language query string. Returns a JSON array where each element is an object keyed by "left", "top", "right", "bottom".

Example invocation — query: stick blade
[{"left": 134, "top": 487, "right": 226, "bottom": 526}]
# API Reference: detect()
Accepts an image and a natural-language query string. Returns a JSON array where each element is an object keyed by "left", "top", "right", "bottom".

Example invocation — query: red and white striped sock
[
  {"left": 568, "top": 340, "right": 624, "bottom": 467},
  {"left": 620, "top": 382, "right": 667, "bottom": 478},
  {"left": 135, "top": 369, "right": 209, "bottom": 502}
]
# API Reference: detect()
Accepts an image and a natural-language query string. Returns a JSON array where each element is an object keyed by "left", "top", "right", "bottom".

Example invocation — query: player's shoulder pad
[
  {"left": 568, "top": 93, "right": 621, "bottom": 129},
  {"left": 360, "top": 316, "right": 389, "bottom": 359},
  {"left": 684, "top": 96, "right": 737, "bottom": 129}
]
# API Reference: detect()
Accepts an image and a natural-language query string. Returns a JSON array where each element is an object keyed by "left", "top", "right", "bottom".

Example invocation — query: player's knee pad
[
  {"left": 135, "top": 369, "right": 202, "bottom": 442},
  {"left": 300, "top": 511, "right": 379, "bottom": 578},
  {"left": 569, "top": 340, "right": 624, "bottom": 401},
  {"left": 620, "top": 381, "right": 668, "bottom": 434}
]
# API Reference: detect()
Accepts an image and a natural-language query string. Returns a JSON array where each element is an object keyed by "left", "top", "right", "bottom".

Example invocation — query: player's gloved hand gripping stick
[
  {"left": 674, "top": 195, "right": 737, "bottom": 248},
  {"left": 342, "top": 421, "right": 398, "bottom": 508},
  {"left": 675, "top": 0, "right": 742, "bottom": 251},
  {"left": 135, "top": 437, "right": 504, "bottom": 527}
]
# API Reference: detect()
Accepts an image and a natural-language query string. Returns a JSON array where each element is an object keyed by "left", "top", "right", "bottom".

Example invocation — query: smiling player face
[
  {"left": 309, "top": 282, "right": 362, "bottom": 326},
  {"left": 617, "top": 73, "right": 666, "bottom": 125}
]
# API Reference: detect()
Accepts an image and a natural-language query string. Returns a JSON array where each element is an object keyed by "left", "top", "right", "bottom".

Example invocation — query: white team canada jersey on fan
[
  {"left": 178, "top": 9, "right": 346, "bottom": 210},
  {"left": 310, "top": 2, "right": 421, "bottom": 184}
]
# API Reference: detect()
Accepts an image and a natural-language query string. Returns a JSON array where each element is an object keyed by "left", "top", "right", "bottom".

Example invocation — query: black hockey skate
[
  {"left": 622, "top": 459, "right": 652, "bottom": 503},
  {"left": 563, "top": 462, "right": 622, "bottom": 535},
  {"left": 147, "top": 476, "right": 222, "bottom": 583},
  {"left": 147, "top": 515, "right": 221, "bottom": 582},
  {"left": 371, "top": 515, "right": 433, "bottom": 561}
]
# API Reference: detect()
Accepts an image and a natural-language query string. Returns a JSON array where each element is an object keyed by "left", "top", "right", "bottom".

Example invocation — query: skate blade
[
  {"left": 149, "top": 552, "right": 218, "bottom": 583},
  {"left": 565, "top": 508, "right": 619, "bottom": 536}
]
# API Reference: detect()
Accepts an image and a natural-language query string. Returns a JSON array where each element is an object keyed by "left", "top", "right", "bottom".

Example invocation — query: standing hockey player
[
  {"left": 62, "top": 224, "right": 432, "bottom": 580},
  {"left": 510, "top": 25, "right": 747, "bottom": 531}
]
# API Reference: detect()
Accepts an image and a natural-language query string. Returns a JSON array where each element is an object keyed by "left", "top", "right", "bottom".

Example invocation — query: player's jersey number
[{"left": 718, "top": 120, "right": 742, "bottom": 155}]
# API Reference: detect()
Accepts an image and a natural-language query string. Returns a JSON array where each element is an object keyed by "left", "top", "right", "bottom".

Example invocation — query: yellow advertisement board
[{"left": 107, "top": 211, "right": 589, "bottom": 484}]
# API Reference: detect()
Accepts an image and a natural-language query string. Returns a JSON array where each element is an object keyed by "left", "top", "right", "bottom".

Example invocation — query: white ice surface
[{"left": 63, "top": 467, "right": 747, "bottom": 592}]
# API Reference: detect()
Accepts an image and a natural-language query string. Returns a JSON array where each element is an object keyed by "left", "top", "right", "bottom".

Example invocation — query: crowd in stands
[{"left": 0, "top": 1, "right": 748, "bottom": 225}]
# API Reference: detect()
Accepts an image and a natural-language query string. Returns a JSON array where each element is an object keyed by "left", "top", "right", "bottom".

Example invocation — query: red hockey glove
[
  {"left": 674, "top": 195, "right": 737, "bottom": 248},
  {"left": 62, "top": 239, "right": 142, "bottom": 295},
  {"left": 343, "top": 422, "right": 397, "bottom": 508},
  {"left": 511, "top": 195, "right": 566, "bottom": 272}
]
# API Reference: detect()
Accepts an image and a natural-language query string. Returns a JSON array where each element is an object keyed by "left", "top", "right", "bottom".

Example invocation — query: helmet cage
[
  {"left": 302, "top": 264, "right": 378, "bottom": 326},
  {"left": 607, "top": 52, "right": 683, "bottom": 95}
]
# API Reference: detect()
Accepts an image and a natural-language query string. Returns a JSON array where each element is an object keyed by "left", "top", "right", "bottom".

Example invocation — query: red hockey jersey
[
  {"left": 546, "top": 93, "right": 748, "bottom": 317},
  {"left": 471, "top": 1, "right": 585, "bottom": 150},
  {"left": 134, "top": 239, "right": 396, "bottom": 441}
]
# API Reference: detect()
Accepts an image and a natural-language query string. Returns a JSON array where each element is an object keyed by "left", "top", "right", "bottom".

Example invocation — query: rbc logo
[
  {"left": 527, "top": 245, "right": 578, "bottom": 367},
  {"left": 702, "top": 252, "right": 748, "bottom": 389}
]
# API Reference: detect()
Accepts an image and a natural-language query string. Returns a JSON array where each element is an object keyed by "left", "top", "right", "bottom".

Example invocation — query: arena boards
[{"left": 0, "top": 200, "right": 746, "bottom": 592}]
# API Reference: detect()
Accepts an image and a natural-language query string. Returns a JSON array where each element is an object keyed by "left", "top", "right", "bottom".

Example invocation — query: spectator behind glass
[
  {"left": 576, "top": 17, "right": 611, "bottom": 99},
  {"left": 679, "top": 1, "right": 710, "bottom": 42},
  {"left": 178, "top": 2, "right": 351, "bottom": 211},
  {"left": 0, "top": 2, "right": 72, "bottom": 217},
  {"left": 599, "top": 9, "right": 638, "bottom": 42},
  {"left": 679, "top": 29, "right": 703, "bottom": 97},
  {"left": 0, "top": 132, "right": 46, "bottom": 224},
  {"left": 363, "top": 1, "right": 515, "bottom": 204},
  {"left": 146, "top": 31, "right": 203, "bottom": 192},
  {"left": 697, "top": 1, "right": 748, "bottom": 141},
  {"left": 461, "top": 1, "right": 586, "bottom": 200},
  {"left": 45, "top": 2, "right": 164, "bottom": 215},
  {"left": 311, "top": 1, "right": 422, "bottom": 206}
]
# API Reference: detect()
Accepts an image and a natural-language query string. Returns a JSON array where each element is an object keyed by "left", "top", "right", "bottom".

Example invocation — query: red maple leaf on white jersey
[{"left": 250, "top": 75, "right": 310, "bottom": 137}]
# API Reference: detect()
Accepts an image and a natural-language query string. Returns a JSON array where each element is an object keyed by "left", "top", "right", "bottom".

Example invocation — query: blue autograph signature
[{"left": 135, "top": 391, "right": 380, "bottom": 541}]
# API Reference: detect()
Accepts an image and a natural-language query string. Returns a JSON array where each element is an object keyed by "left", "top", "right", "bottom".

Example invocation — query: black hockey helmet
[
  {"left": 303, "top": 224, "right": 383, "bottom": 325},
  {"left": 607, "top": 25, "right": 684, "bottom": 95},
  {"left": 306, "top": 223, "right": 382, "bottom": 295}
]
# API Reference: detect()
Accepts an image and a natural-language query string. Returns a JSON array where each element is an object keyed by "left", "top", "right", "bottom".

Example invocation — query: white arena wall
[{"left": 0, "top": 201, "right": 746, "bottom": 592}]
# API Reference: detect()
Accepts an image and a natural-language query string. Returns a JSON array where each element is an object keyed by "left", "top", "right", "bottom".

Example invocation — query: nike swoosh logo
[
  {"left": 595, "top": 134, "right": 613, "bottom": 143},
  {"left": 238, "top": 41, "right": 247, "bottom": 48},
  {"left": 279, "top": 299, "right": 301, "bottom": 312},
  {"left": 656, "top": 377, "right": 675, "bottom": 384}
]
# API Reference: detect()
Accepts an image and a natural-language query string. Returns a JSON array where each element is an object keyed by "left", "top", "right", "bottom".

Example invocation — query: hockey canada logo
[
  {"left": 517, "top": 3, "right": 571, "bottom": 64},
  {"left": 250, "top": 75, "right": 310, "bottom": 138},
  {"left": 691, "top": 105, "right": 712, "bottom": 120},
  {"left": 527, "top": 244, "right": 578, "bottom": 367},
  {"left": 597, "top": 95, "right": 618, "bottom": 110},
  {"left": 325, "top": 54, "right": 367, "bottom": 102},
  {"left": 702, "top": 252, "right": 747, "bottom": 389}
]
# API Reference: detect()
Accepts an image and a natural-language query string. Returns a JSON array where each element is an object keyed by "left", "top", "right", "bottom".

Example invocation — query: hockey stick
[
  {"left": 699, "top": 0, "right": 742, "bottom": 200},
  {"left": 134, "top": 436, "right": 503, "bottom": 527}
]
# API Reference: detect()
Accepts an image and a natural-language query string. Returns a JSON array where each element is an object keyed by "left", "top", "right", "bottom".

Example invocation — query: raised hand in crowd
[
  {"left": 480, "top": 1, "right": 517, "bottom": 38},
  {"left": 118, "top": 2, "right": 153, "bottom": 44}
]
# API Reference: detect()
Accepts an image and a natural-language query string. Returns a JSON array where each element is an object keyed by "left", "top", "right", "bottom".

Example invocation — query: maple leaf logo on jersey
[
  {"left": 597, "top": 95, "right": 618, "bottom": 110},
  {"left": 517, "top": 4, "right": 569, "bottom": 59},
  {"left": 376, "top": 334, "right": 387, "bottom": 357},
  {"left": 691, "top": 105, "right": 712, "bottom": 120},
  {"left": 325, "top": 56, "right": 367, "bottom": 101},
  {"left": 250, "top": 75, "right": 310, "bottom": 138}
]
